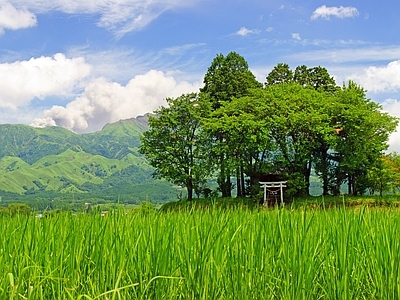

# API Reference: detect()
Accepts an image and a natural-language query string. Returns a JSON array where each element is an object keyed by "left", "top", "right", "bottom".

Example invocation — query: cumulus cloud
[
  {"left": 9, "top": 0, "right": 199, "bottom": 36},
  {"left": 381, "top": 98, "right": 400, "bottom": 153},
  {"left": 0, "top": 1, "right": 36, "bottom": 34},
  {"left": 31, "top": 70, "right": 201, "bottom": 133},
  {"left": 311, "top": 5, "right": 359, "bottom": 20},
  {"left": 236, "top": 27, "right": 260, "bottom": 36},
  {"left": 291, "top": 33, "right": 301, "bottom": 40},
  {"left": 0, "top": 53, "right": 91, "bottom": 109},
  {"left": 349, "top": 60, "right": 400, "bottom": 92}
]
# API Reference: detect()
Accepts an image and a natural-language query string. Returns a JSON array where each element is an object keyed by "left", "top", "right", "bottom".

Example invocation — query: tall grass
[{"left": 1, "top": 206, "right": 400, "bottom": 299}]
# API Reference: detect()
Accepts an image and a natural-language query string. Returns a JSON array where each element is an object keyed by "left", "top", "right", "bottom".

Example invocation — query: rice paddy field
[{"left": 1, "top": 205, "right": 400, "bottom": 299}]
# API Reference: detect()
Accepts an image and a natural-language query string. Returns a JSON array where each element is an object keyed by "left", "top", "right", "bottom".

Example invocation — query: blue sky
[{"left": 0, "top": 0, "right": 400, "bottom": 149}]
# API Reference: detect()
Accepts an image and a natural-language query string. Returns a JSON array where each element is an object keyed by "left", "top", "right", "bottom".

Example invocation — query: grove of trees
[{"left": 140, "top": 53, "right": 399, "bottom": 200}]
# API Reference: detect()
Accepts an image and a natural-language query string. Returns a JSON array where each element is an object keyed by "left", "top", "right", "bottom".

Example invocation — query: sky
[{"left": 0, "top": 0, "right": 400, "bottom": 150}]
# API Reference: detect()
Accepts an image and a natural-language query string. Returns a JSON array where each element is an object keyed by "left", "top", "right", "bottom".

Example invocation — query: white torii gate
[{"left": 260, "top": 181, "right": 287, "bottom": 206}]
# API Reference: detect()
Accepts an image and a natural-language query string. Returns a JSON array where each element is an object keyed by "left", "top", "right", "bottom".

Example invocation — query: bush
[{"left": 0, "top": 203, "right": 31, "bottom": 216}]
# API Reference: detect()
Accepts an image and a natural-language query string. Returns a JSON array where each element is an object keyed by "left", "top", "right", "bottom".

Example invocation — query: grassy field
[{"left": 1, "top": 204, "right": 400, "bottom": 299}]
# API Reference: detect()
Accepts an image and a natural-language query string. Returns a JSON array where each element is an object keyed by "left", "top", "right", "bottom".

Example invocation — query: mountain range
[{"left": 0, "top": 115, "right": 179, "bottom": 203}]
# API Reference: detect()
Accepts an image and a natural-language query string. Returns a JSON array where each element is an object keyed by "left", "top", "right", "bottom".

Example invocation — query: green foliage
[
  {"left": 200, "top": 51, "right": 262, "bottom": 109},
  {"left": 331, "top": 81, "right": 398, "bottom": 195},
  {"left": 136, "top": 201, "right": 156, "bottom": 215},
  {"left": 140, "top": 93, "right": 212, "bottom": 200},
  {"left": 0, "top": 203, "right": 31, "bottom": 216},
  {"left": 266, "top": 62, "right": 293, "bottom": 85},
  {"left": 201, "top": 52, "right": 262, "bottom": 197},
  {"left": 138, "top": 58, "right": 398, "bottom": 199},
  {"left": 366, "top": 153, "right": 400, "bottom": 195}
]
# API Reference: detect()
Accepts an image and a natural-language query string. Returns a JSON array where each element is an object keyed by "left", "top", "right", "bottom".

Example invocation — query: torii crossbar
[{"left": 260, "top": 181, "right": 287, "bottom": 206}]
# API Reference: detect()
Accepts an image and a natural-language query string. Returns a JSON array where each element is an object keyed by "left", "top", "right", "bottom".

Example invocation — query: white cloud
[
  {"left": 382, "top": 98, "right": 400, "bottom": 153},
  {"left": 162, "top": 43, "right": 207, "bottom": 56},
  {"left": 0, "top": 53, "right": 91, "bottom": 109},
  {"left": 236, "top": 27, "right": 260, "bottom": 36},
  {"left": 31, "top": 70, "right": 201, "bottom": 133},
  {"left": 67, "top": 43, "right": 208, "bottom": 85},
  {"left": 382, "top": 99, "right": 400, "bottom": 116},
  {"left": 9, "top": 0, "right": 199, "bottom": 36},
  {"left": 349, "top": 60, "right": 400, "bottom": 92},
  {"left": 0, "top": 1, "right": 36, "bottom": 34},
  {"left": 311, "top": 5, "right": 359, "bottom": 20},
  {"left": 291, "top": 33, "right": 301, "bottom": 40},
  {"left": 286, "top": 46, "right": 400, "bottom": 64}
]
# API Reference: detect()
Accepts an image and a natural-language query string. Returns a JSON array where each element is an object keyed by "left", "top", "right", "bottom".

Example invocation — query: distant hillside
[
  {"left": 0, "top": 115, "right": 150, "bottom": 164},
  {"left": 0, "top": 115, "right": 181, "bottom": 202}
]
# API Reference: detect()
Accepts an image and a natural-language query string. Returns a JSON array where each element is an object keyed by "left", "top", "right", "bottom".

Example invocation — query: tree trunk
[
  {"left": 226, "top": 171, "right": 232, "bottom": 197},
  {"left": 320, "top": 146, "right": 330, "bottom": 196},
  {"left": 347, "top": 174, "right": 353, "bottom": 195},
  {"left": 236, "top": 166, "right": 241, "bottom": 198},
  {"left": 187, "top": 176, "right": 193, "bottom": 201},
  {"left": 218, "top": 152, "right": 227, "bottom": 197},
  {"left": 304, "top": 160, "right": 312, "bottom": 196},
  {"left": 240, "top": 164, "right": 246, "bottom": 197}
]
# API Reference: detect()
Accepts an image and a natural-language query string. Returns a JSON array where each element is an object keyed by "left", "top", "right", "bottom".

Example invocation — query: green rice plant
[{"left": 1, "top": 206, "right": 400, "bottom": 299}]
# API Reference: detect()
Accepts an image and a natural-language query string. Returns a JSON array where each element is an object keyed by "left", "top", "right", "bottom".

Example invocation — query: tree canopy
[
  {"left": 200, "top": 51, "right": 262, "bottom": 197},
  {"left": 140, "top": 58, "right": 399, "bottom": 200},
  {"left": 139, "top": 93, "right": 212, "bottom": 200}
]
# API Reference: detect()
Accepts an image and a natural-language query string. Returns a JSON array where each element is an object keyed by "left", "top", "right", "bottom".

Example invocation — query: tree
[
  {"left": 207, "top": 83, "right": 335, "bottom": 197},
  {"left": 201, "top": 52, "right": 262, "bottom": 109},
  {"left": 263, "top": 83, "right": 335, "bottom": 196},
  {"left": 299, "top": 67, "right": 339, "bottom": 195},
  {"left": 366, "top": 154, "right": 399, "bottom": 196},
  {"left": 294, "top": 65, "right": 338, "bottom": 94},
  {"left": 139, "top": 93, "right": 211, "bottom": 201},
  {"left": 330, "top": 81, "right": 398, "bottom": 195},
  {"left": 266, "top": 64, "right": 339, "bottom": 195},
  {"left": 380, "top": 153, "right": 400, "bottom": 193},
  {"left": 203, "top": 90, "right": 276, "bottom": 197},
  {"left": 266, "top": 63, "right": 293, "bottom": 86},
  {"left": 200, "top": 52, "right": 262, "bottom": 197}
]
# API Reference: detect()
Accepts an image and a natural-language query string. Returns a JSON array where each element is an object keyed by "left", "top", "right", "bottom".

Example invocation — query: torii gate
[{"left": 260, "top": 181, "right": 287, "bottom": 206}]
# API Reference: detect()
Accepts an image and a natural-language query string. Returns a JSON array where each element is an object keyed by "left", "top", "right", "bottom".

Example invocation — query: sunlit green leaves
[{"left": 140, "top": 93, "right": 212, "bottom": 200}]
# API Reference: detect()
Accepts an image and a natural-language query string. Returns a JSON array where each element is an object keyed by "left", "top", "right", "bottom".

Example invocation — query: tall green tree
[
  {"left": 366, "top": 154, "right": 398, "bottom": 196},
  {"left": 200, "top": 52, "right": 262, "bottom": 197},
  {"left": 264, "top": 83, "right": 334, "bottom": 196},
  {"left": 297, "top": 66, "right": 339, "bottom": 195},
  {"left": 380, "top": 153, "right": 400, "bottom": 193},
  {"left": 330, "top": 81, "right": 398, "bottom": 195},
  {"left": 266, "top": 64, "right": 339, "bottom": 195},
  {"left": 266, "top": 63, "right": 293, "bottom": 86},
  {"left": 139, "top": 93, "right": 211, "bottom": 201},
  {"left": 208, "top": 83, "right": 334, "bottom": 197},
  {"left": 294, "top": 65, "right": 338, "bottom": 94},
  {"left": 203, "top": 90, "right": 276, "bottom": 197}
]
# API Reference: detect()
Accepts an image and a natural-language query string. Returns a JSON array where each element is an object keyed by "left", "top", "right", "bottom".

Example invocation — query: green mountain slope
[
  {"left": 0, "top": 149, "right": 143, "bottom": 194},
  {"left": 81, "top": 117, "right": 148, "bottom": 159},
  {"left": 0, "top": 124, "right": 81, "bottom": 164},
  {"left": 0, "top": 115, "right": 150, "bottom": 163},
  {"left": 0, "top": 115, "right": 180, "bottom": 202}
]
